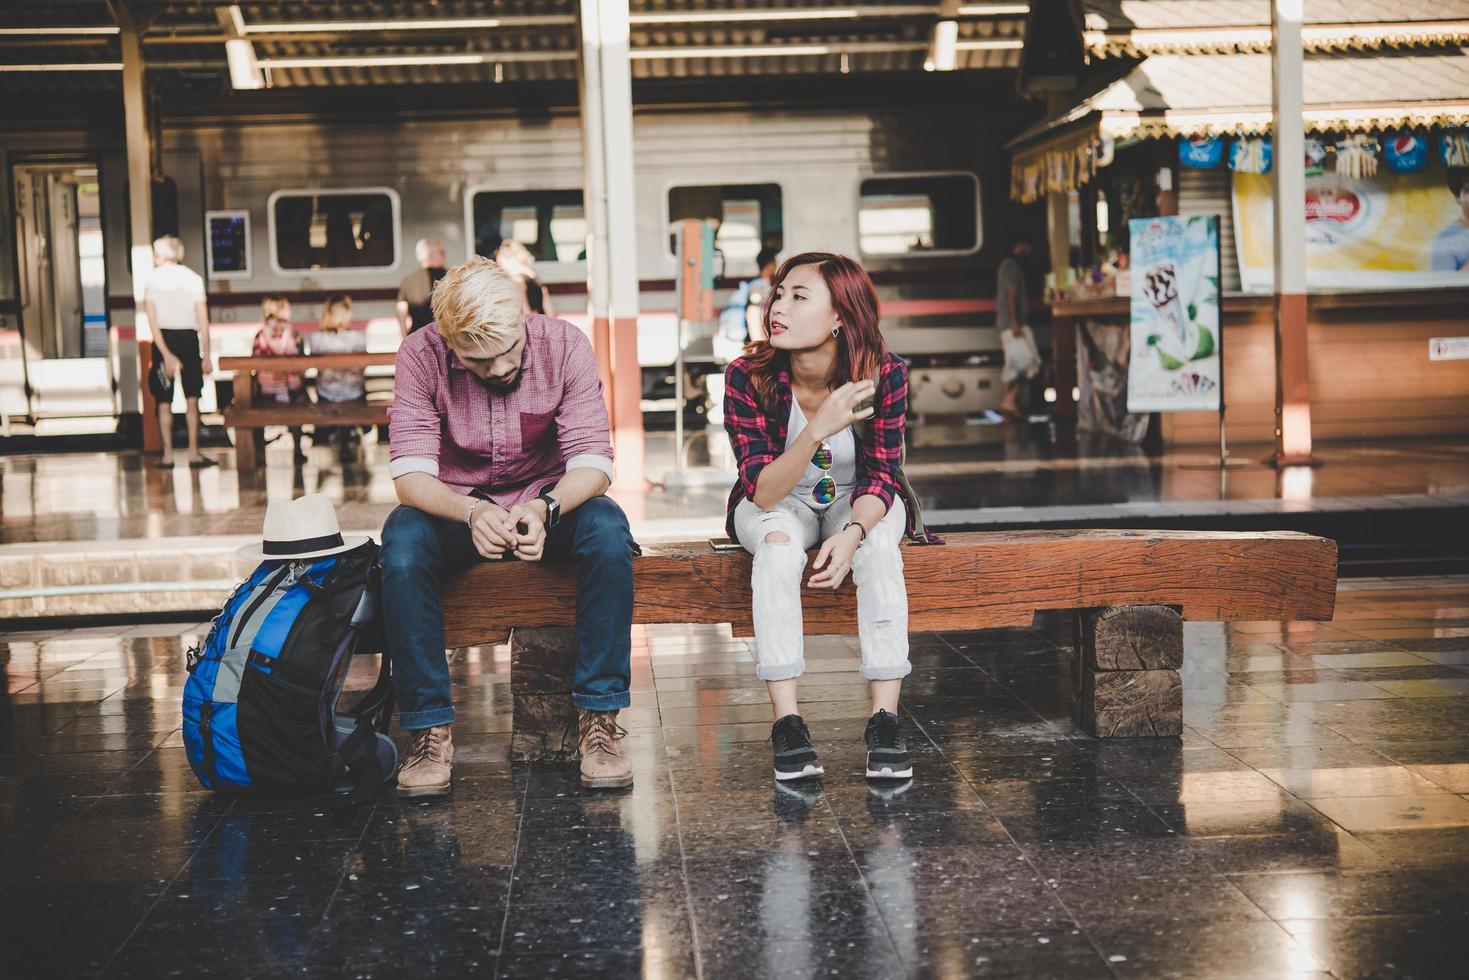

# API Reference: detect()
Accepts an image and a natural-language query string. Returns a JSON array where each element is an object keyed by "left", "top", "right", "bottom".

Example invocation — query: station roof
[
  {"left": 1081, "top": 0, "right": 1469, "bottom": 58},
  {"left": 1007, "top": 47, "right": 1469, "bottom": 201},
  {"left": 0, "top": 1, "right": 1030, "bottom": 98}
]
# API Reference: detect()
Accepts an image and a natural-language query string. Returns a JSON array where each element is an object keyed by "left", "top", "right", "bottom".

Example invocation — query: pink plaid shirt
[{"left": 387, "top": 316, "right": 614, "bottom": 508}]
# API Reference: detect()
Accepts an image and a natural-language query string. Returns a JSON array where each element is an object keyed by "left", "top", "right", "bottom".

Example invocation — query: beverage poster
[
  {"left": 1232, "top": 154, "right": 1469, "bottom": 290},
  {"left": 1127, "top": 215, "right": 1223, "bottom": 413}
]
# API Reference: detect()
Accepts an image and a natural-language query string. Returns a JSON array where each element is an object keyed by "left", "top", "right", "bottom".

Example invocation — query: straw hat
[{"left": 236, "top": 493, "right": 371, "bottom": 562}]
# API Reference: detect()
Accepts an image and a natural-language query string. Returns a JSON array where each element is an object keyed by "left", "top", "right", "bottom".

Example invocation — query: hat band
[{"left": 262, "top": 532, "right": 344, "bottom": 556}]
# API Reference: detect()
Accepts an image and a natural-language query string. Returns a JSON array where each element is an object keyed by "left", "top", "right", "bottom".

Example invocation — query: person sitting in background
[
  {"left": 494, "top": 239, "right": 555, "bottom": 317},
  {"left": 306, "top": 293, "right": 367, "bottom": 463},
  {"left": 251, "top": 294, "right": 308, "bottom": 464}
]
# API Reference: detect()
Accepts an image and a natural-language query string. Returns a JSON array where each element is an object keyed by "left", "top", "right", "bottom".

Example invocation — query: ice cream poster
[{"left": 1127, "top": 215, "right": 1222, "bottom": 413}]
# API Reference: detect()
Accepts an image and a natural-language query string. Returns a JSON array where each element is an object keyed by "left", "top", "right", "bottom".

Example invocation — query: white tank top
[{"left": 786, "top": 398, "right": 858, "bottom": 510}]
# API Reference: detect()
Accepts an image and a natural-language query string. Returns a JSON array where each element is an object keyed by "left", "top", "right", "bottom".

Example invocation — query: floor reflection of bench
[
  {"left": 219, "top": 353, "right": 395, "bottom": 471},
  {"left": 397, "top": 529, "right": 1337, "bottom": 758}
]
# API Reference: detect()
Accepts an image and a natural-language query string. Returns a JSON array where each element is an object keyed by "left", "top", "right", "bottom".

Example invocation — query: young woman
[
  {"left": 306, "top": 293, "right": 367, "bottom": 462},
  {"left": 723, "top": 252, "right": 913, "bottom": 784}
]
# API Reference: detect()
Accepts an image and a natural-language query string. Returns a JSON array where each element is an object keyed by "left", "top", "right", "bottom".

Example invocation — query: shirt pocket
[{"left": 520, "top": 409, "right": 557, "bottom": 451}]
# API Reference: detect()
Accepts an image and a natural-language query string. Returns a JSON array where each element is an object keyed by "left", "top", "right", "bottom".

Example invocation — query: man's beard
[{"left": 484, "top": 369, "right": 521, "bottom": 391}]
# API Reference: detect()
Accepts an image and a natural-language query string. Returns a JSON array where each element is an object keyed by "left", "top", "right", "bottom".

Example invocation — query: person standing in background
[
  {"left": 495, "top": 239, "right": 555, "bottom": 317},
  {"left": 396, "top": 239, "right": 448, "bottom": 337},
  {"left": 996, "top": 240, "right": 1040, "bottom": 421},
  {"left": 145, "top": 236, "right": 215, "bottom": 468}
]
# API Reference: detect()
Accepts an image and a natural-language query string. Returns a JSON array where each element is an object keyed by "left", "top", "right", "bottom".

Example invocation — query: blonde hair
[
  {"left": 494, "top": 239, "right": 535, "bottom": 273},
  {"left": 260, "top": 293, "right": 290, "bottom": 321},
  {"left": 430, "top": 256, "right": 523, "bottom": 348},
  {"left": 319, "top": 293, "right": 352, "bottom": 332},
  {"left": 152, "top": 235, "right": 184, "bottom": 262}
]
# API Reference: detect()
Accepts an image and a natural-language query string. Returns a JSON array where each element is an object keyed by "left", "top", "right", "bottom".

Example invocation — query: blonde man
[
  {"left": 144, "top": 235, "right": 214, "bottom": 467},
  {"left": 382, "top": 256, "right": 635, "bottom": 796}
]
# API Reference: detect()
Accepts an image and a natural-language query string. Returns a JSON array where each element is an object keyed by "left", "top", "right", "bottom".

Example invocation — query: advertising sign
[
  {"left": 1233, "top": 160, "right": 1469, "bottom": 290},
  {"left": 1127, "top": 215, "right": 1223, "bottom": 413}
]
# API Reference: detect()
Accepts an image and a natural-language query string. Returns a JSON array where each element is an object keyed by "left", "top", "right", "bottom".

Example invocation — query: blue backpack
[{"left": 183, "top": 541, "right": 398, "bottom": 800}]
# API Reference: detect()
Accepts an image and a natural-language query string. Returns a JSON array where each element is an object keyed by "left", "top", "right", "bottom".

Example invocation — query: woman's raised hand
[{"left": 807, "top": 379, "right": 876, "bottom": 443}]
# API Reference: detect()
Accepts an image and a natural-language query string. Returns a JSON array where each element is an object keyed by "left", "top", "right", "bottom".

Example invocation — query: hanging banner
[
  {"left": 1127, "top": 215, "right": 1223, "bottom": 413},
  {"left": 1233, "top": 158, "right": 1469, "bottom": 289}
]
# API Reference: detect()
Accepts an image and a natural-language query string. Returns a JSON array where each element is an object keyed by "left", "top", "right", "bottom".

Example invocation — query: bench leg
[
  {"left": 1072, "top": 605, "right": 1184, "bottom": 738},
  {"left": 234, "top": 427, "right": 258, "bottom": 471},
  {"left": 510, "top": 626, "right": 580, "bottom": 762}
]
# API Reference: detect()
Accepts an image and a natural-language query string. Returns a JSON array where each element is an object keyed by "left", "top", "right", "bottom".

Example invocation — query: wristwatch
[{"left": 536, "top": 490, "right": 561, "bottom": 529}]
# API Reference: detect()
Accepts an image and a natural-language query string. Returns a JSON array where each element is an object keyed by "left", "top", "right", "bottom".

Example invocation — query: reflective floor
[
  {"left": 1, "top": 428, "right": 1466, "bottom": 547},
  {"left": 3, "top": 576, "right": 1468, "bottom": 977}
]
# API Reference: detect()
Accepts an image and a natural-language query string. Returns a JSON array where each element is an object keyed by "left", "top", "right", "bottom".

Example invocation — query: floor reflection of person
[
  {"left": 1430, "top": 167, "right": 1469, "bottom": 272},
  {"left": 722, "top": 252, "right": 914, "bottom": 785}
]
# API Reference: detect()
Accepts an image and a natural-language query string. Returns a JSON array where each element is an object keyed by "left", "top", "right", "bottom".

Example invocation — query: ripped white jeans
[{"left": 732, "top": 495, "right": 911, "bottom": 682}]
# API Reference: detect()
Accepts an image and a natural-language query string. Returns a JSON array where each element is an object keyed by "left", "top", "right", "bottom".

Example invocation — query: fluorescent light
[
  {"left": 957, "top": 3, "right": 1031, "bottom": 14},
  {"left": 630, "top": 6, "right": 914, "bottom": 24},
  {"left": 225, "top": 38, "right": 264, "bottom": 89},
  {"left": 631, "top": 41, "right": 925, "bottom": 60},
  {"left": 258, "top": 52, "right": 576, "bottom": 69},
  {"left": 0, "top": 62, "right": 123, "bottom": 71},
  {"left": 927, "top": 19, "right": 959, "bottom": 71},
  {"left": 0, "top": 27, "right": 120, "bottom": 36},
  {"left": 241, "top": 17, "right": 572, "bottom": 34},
  {"left": 955, "top": 38, "right": 1026, "bottom": 50}
]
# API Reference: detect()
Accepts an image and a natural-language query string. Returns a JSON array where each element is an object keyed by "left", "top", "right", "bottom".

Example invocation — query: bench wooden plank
[
  {"left": 219, "top": 353, "right": 399, "bottom": 372},
  {"left": 223, "top": 401, "right": 391, "bottom": 428},
  {"left": 429, "top": 529, "right": 1337, "bottom": 650}
]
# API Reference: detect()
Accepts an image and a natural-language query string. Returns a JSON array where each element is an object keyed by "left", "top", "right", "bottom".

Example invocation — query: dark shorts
[{"left": 149, "top": 329, "right": 204, "bottom": 402}]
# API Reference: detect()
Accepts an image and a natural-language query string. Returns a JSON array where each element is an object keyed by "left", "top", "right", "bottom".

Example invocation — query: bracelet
[
  {"left": 466, "top": 498, "right": 485, "bottom": 529},
  {"left": 842, "top": 521, "right": 867, "bottom": 542}
]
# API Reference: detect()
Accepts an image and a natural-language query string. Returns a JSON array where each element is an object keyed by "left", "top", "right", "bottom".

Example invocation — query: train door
[{"left": 12, "top": 161, "right": 117, "bottom": 428}]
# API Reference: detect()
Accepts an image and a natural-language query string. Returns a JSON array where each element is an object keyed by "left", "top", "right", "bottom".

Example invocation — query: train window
[
  {"left": 667, "top": 183, "right": 783, "bottom": 277},
  {"left": 471, "top": 190, "right": 586, "bottom": 263},
  {"left": 205, "top": 210, "right": 251, "bottom": 280},
  {"left": 268, "top": 188, "right": 400, "bottom": 273},
  {"left": 858, "top": 173, "right": 980, "bottom": 256}
]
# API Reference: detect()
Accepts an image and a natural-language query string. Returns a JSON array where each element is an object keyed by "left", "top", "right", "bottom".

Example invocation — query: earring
[{"left": 832, "top": 327, "right": 840, "bottom": 338}]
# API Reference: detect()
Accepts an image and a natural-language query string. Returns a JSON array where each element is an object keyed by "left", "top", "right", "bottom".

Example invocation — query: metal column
[
  {"left": 1271, "top": 0, "right": 1313, "bottom": 465},
  {"left": 578, "top": 0, "right": 644, "bottom": 490},
  {"left": 118, "top": 4, "right": 151, "bottom": 429}
]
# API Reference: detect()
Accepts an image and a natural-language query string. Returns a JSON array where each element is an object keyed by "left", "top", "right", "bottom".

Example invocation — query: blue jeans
[{"left": 380, "top": 495, "right": 636, "bottom": 729}]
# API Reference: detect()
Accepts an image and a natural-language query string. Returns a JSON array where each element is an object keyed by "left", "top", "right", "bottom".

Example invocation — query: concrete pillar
[
  {"left": 578, "top": 0, "right": 644, "bottom": 491},
  {"left": 118, "top": 4, "right": 150, "bottom": 433},
  {"left": 1271, "top": 0, "right": 1312, "bottom": 464}
]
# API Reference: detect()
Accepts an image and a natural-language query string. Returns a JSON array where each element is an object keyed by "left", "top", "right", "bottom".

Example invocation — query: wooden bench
[
  {"left": 403, "top": 529, "right": 1337, "bottom": 758},
  {"left": 219, "top": 353, "right": 396, "bottom": 471}
]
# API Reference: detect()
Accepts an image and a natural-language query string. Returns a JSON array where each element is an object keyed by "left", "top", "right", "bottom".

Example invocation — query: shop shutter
[{"left": 1177, "top": 167, "right": 1241, "bottom": 293}]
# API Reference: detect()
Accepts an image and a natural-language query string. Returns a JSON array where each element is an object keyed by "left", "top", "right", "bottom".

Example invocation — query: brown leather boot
[
  {"left": 397, "top": 725, "right": 453, "bottom": 797},
  {"left": 577, "top": 709, "right": 633, "bottom": 790}
]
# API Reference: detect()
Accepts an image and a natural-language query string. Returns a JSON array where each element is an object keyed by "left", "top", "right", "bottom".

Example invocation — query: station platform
[
  {"left": 1, "top": 429, "right": 1466, "bottom": 621},
  {"left": 3, "top": 573, "right": 1468, "bottom": 976}
]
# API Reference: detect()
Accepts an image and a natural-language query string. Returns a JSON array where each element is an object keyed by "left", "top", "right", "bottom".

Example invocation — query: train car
[{"left": 1, "top": 104, "right": 1018, "bottom": 434}]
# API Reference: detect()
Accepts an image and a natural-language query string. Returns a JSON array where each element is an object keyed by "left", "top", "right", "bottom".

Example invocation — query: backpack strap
[{"left": 853, "top": 367, "right": 944, "bottom": 546}]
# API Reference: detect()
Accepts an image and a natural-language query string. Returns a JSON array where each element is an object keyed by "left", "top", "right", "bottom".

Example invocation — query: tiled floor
[{"left": 3, "top": 576, "right": 1468, "bottom": 977}]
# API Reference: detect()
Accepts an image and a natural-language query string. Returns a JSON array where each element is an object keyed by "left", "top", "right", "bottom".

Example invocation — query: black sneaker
[
  {"left": 864, "top": 709, "right": 913, "bottom": 780},
  {"left": 770, "top": 714, "right": 824, "bottom": 782}
]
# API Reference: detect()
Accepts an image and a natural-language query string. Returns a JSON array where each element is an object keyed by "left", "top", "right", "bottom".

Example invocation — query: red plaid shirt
[
  {"left": 387, "top": 316, "right": 614, "bottom": 509},
  {"left": 723, "top": 351, "right": 909, "bottom": 537}
]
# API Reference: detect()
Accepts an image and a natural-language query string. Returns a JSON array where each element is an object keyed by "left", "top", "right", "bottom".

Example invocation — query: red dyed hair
[{"left": 741, "top": 251, "right": 886, "bottom": 413}]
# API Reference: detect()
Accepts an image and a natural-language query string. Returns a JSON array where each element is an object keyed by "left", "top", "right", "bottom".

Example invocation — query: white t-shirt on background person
[{"left": 144, "top": 262, "right": 206, "bottom": 329}]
